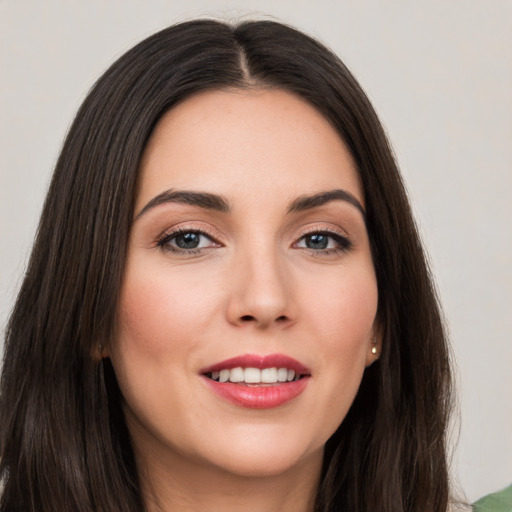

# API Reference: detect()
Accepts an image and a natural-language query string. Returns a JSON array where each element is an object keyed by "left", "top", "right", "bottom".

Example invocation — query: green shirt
[{"left": 473, "top": 485, "right": 512, "bottom": 512}]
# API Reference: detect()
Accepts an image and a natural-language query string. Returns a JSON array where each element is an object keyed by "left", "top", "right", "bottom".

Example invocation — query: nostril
[{"left": 239, "top": 314, "right": 288, "bottom": 323}]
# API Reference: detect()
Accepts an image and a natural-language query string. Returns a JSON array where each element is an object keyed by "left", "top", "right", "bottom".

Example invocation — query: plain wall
[{"left": 1, "top": 0, "right": 511, "bottom": 503}]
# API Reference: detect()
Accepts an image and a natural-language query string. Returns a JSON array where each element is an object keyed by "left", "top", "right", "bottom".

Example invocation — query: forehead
[{"left": 136, "top": 88, "right": 363, "bottom": 210}]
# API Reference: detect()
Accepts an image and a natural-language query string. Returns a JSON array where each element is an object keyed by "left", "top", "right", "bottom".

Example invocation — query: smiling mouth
[
  {"left": 205, "top": 367, "right": 307, "bottom": 385},
  {"left": 201, "top": 354, "right": 311, "bottom": 408}
]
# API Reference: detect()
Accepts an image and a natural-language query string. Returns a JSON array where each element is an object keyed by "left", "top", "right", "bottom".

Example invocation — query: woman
[{"left": 0, "top": 19, "right": 454, "bottom": 511}]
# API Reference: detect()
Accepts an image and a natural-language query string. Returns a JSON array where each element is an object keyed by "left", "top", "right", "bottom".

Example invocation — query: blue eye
[
  {"left": 296, "top": 231, "right": 351, "bottom": 252},
  {"left": 304, "top": 233, "right": 329, "bottom": 250},
  {"left": 174, "top": 232, "right": 202, "bottom": 249},
  {"left": 157, "top": 230, "right": 219, "bottom": 252}
]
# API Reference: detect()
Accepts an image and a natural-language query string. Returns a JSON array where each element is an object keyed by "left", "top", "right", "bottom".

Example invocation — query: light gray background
[{"left": 1, "top": 0, "right": 510, "bottom": 503}]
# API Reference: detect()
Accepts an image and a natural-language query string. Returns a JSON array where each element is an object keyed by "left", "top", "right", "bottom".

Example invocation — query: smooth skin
[{"left": 108, "top": 89, "right": 380, "bottom": 512}]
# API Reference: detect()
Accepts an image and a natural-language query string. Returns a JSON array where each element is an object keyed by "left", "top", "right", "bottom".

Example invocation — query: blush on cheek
[
  {"left": 314, "top": 277, "right": 377, "bottom": 324},
  {"left": 306, "top": 281, "right": 377, "bottom": 372},
  {"left": 116, "top": 276, "right": 175, "bottom": 358},
  {"left": 117, "top": 268, "right": 217, "bottom": 364}
]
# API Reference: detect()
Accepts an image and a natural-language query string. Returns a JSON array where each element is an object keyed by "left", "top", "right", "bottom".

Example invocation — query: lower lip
[{"left": 202, "top": 376, "right": 310, "bottom": 409}]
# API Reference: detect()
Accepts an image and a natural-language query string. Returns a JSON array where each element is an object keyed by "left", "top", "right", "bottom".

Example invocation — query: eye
[
  {"left": 157, "top": 229, "right": 220, "bottom": 253},
  {"left": 294, "top": 231, "right": 352, "bottom": 253}
]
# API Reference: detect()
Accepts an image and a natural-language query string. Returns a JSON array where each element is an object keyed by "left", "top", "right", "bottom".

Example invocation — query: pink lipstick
[{"left": 200, "top": 353, "right": 311, "bottom": 409}]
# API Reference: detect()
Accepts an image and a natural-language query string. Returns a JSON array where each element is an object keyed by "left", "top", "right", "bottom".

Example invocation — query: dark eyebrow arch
[
  {"left": 287, "top": 189, "right": 366, "bottom": 218},
  {"left": 135, "top": 189, "right": 230, "bottom": 220}
]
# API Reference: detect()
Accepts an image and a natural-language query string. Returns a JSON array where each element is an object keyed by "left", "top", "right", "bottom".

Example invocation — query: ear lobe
[{"left": 365, "top": 330, "right": 382, "bottom": 367}]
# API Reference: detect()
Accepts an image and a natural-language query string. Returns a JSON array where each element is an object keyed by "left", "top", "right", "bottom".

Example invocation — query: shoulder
[{"left": 473, "top": 485, "right": 512, "bottom": 512}]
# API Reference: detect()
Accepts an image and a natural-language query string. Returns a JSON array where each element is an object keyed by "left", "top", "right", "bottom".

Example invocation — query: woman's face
[{"left": 109, "top": 89, "right": 379, "bottom": 480}]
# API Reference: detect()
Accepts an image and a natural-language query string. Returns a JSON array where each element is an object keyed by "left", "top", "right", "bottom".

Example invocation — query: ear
[{"left": 365, "top": 325, "right": 382, "bottom": 367}]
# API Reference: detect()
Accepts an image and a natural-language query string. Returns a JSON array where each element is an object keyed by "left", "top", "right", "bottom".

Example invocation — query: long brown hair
[{"left": 1, "top": 19, "right": 453, "bottom": 512}]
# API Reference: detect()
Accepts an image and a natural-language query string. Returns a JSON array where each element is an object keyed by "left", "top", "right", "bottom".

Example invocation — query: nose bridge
[{"left": 226, "top": 233, "right": 294, "bottom": 328}]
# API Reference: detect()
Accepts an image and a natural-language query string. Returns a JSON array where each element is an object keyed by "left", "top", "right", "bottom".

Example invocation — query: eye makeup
[
  {"left": 156, "top": 226, "right": 222, "bottom": 254},
  {"left": 155, "top": 223, "right": 353, "bottom": 258},
  {"left": 293, "top": 228, "right": 352, "bottom": 255}
]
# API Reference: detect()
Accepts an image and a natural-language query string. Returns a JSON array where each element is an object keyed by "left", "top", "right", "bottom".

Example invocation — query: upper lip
[{"left": 200, "top": 353, "right": 310, "bottom": 375}]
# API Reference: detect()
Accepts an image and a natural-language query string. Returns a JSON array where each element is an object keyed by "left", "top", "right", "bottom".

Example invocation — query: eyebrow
[
  {"left": 135, "top": 187, "right": 365, "bottom": 220},
  {"left": 135, "top": 190, "right": 230, "bottom": 220},
  {"left": 287, "top": 189, "right": 365, "bottom": 218}
]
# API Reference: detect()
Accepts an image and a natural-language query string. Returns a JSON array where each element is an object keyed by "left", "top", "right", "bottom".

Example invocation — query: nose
[{"left": 225, "top": 246, "right": 296, "bottom": 329}]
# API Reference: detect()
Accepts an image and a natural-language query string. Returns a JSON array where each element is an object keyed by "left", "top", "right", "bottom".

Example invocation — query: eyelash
[
  {"left": 156, "top": 227, "right": 352, "bottom": 255},
  {"left": 293, "top": 228, "right": 352, "bottom": 255},
  {"left": 156, "top": 227, "right": 221, "bottom": 254}
]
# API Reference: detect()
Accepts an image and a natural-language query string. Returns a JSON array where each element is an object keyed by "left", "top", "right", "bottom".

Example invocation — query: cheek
[
  {"left": 110, "top": 259, "right": 222, "bottom": 433},
  {"left": 304, "top": 262, "right": 378, "bottom": 345},
  {"left": 115, "top": 258, "right": 222, "bottom": 358},
  {"left": 300, "top": 262, "right": 378, "bottom": 421}
]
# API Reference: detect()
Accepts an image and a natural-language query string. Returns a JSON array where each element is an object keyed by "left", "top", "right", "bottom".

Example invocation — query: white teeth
[
  {"left": 244, "top": 367, "right": 261, "bottom": 383},
  {"left": 277, "top": 367, "right": 288, "bottom": 382},
  {"left": 261, "top": 367, "right": 278, "bottom": 383},
  {"left": 229, "top": 367, "right": 244, "bottom": 383},
  {"left": 209, "top": 367, "right": 302, "bottom": 384}
]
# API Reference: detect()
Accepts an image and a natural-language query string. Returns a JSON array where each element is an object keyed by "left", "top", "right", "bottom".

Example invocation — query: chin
[{"left": 200, "top": 429, "right": 325, "bottom": 479}]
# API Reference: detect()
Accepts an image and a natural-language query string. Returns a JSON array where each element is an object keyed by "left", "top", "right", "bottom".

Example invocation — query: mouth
[{"left": 200, "top": 354, "right": 311, "bottom": 408}]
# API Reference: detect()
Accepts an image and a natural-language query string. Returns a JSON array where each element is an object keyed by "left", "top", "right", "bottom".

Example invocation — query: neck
[{"left": 136, "top": 444, "right": 323, "bottom": 512}]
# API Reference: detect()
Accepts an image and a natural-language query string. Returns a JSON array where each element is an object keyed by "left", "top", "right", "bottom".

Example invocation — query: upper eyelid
[
  {"left": 157, "top": 224, "right": 222, "bottom": 242},
  {"left": 294, "top": 224, "right": 349, "bottom": 240}
]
